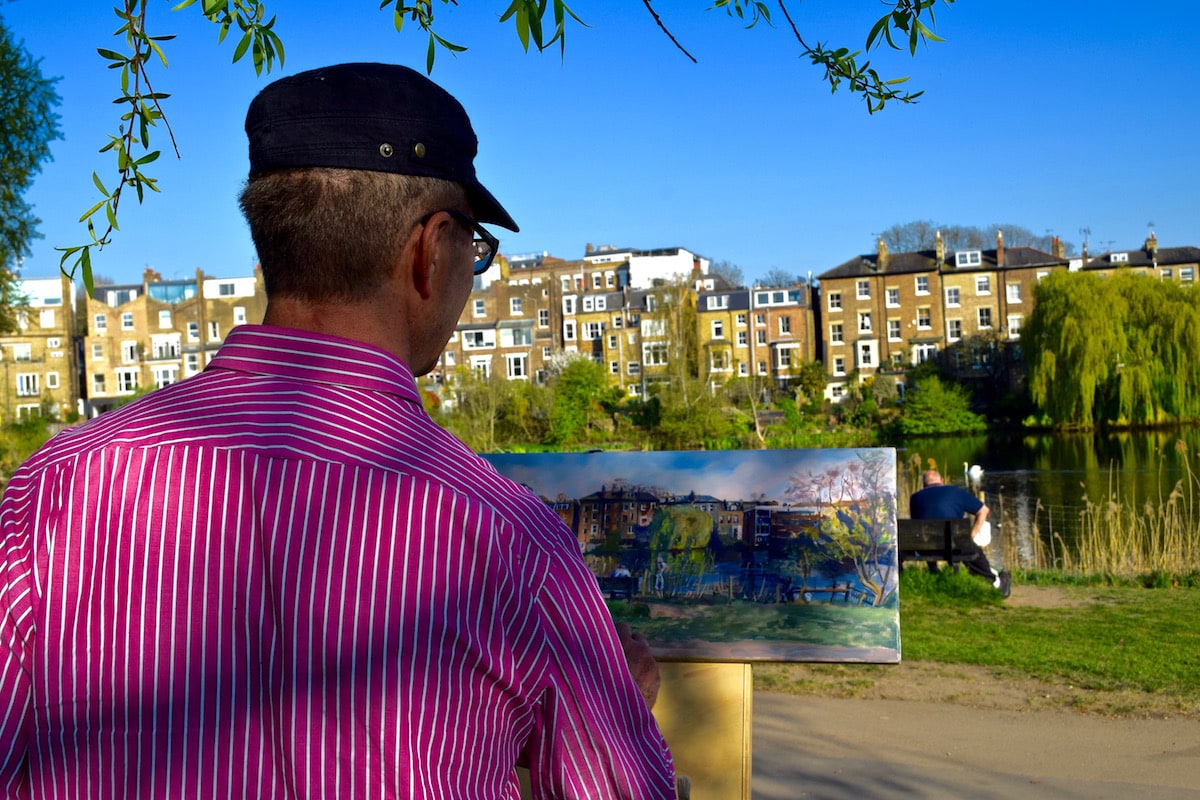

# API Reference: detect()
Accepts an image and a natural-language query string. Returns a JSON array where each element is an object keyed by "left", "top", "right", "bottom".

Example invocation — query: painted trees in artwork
[{"left": 783, "top": 450, "right": 897, "bottom": 606}]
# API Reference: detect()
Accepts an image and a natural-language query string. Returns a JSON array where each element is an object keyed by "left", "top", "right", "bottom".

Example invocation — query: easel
[{"left": 518, "top": 662, "right": 753, "bottom": 799}]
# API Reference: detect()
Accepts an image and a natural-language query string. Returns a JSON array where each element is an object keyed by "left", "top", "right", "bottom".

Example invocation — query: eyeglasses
[{"left": 421, "top": 209, "right": 500, "bottom": 275}]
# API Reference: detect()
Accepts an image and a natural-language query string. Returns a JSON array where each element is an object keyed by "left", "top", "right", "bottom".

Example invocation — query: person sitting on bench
[{"left": 909, "top": 470, "right": 1011, "bottom": 598}]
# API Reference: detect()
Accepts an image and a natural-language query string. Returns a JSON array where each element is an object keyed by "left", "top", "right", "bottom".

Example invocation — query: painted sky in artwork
[{"left": 487, "top": 448, "right": 896, "bottom": 503}]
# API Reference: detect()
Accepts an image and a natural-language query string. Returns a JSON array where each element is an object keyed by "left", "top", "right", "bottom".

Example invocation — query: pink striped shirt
[{"left": 0, "top": 325, "right": 674, "bottom": 799}]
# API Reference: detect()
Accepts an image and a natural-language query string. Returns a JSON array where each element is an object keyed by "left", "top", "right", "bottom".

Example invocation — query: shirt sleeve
[
  {"left": 519, "top": 513, "right": 675, "bottom": 799},
  {"left": 0, "top": 482, "right": 36, "bottom": 798}
]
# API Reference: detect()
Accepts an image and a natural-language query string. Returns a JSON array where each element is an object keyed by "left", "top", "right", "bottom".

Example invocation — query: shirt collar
[{"left": 207, "top": 325, "right": 422, "bottom": 402}]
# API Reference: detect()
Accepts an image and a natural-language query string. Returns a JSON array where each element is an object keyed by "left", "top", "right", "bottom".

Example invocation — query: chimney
[
  {"left": 1145, "top": 230, "right": 1158, "bottom": 259},
  {"left": 1051, "top": 236, "right": 1065, "bottom": 259},
  {"left": 586, "top": 243, "right": 594, "bottom": 255},
  {"left": 996, "top": 229, "right": 1005, "bottom": 268},
  {"left": 143, "top": 268, "right": 162, "bottom": 285},
  {"left": 1082, "top": 241, "right": 1089, "bottom": 263},
  {"left": 877, "top": 239, "right": 890, "bottom": 270},
  {"left": 935, "top": 230, "right": 945, "bottom": 266}
]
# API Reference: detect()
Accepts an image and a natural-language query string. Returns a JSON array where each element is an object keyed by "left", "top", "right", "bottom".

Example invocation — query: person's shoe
[{"left": 998, "top": 570, "right": 1012, "bottom": 599}]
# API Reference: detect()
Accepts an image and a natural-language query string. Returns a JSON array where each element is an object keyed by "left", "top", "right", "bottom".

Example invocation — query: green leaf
[
  {"left": 105, "top": 201, "right": 119, "bottom": 232},
  {"left": 135, "top": 151, "right": 161, "bottom": 166},
  {"left": 78, "top": 200, "right": 107, "bottom": 223},
  {"left": 82, "top": 249, "right": 95, "bottom": 298},
  {"left": 97, "top": 48, "right": 127, "bottom": 62},
  {"left": 92, "top": 172, "right": 110, "bottom": 196},
  {"left": 426, "top": 32, "right": 436, "bottom": 72},
  {"left": 232, "top": 29, "right": 252, "bottom": 62}
]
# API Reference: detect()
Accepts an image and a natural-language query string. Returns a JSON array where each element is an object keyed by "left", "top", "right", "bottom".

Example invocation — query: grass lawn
[{"left": 755, "top": 569, "right": 1200, "bottom": 716}]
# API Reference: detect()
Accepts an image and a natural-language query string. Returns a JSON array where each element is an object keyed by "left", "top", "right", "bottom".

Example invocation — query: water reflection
[{"left": 895, "top": 427, "right": 1200, "bottom": 565}]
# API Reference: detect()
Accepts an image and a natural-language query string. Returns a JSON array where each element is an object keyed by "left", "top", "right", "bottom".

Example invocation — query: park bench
[
  {"left": 597, "top": 575, "right": 636, "bottom": 600},
  {"left": 896, "top": 518, "right": 974, "bottom": 571}
]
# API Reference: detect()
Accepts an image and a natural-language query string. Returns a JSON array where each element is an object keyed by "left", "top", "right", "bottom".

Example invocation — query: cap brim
[{"left": 467, "top": 180, "right": 518, "bottom": 232}]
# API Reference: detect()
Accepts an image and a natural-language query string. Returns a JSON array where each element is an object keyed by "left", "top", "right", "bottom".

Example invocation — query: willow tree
[{"left": 1025, "top": 270, "right": 1200, "bottom": 428}]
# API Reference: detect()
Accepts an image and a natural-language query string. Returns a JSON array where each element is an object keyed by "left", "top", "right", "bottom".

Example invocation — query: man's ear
[{"left": 410, "top": 211, "right": 453, "bottom": 300}]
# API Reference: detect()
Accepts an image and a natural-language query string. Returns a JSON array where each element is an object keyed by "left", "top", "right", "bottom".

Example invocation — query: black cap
[{"left": 246, "top": 62, "right": 518, "bottom": 232}]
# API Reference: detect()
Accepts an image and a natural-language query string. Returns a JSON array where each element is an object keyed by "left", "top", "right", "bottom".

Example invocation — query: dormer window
[
  {"left": 1110, "top": 252, "right": 1129, "bottom": 263},
  {"left": 955, "top": 250, "right": 982, "bottom": 268}
]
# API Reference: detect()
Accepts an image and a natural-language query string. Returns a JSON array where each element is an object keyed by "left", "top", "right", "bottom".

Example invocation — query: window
[
  {"left": 562, "top": 296, "right": 576, "bottom": 315},
  {"left": 1006, "top": 284, "right": 1022, "bottom": 303},
  {"left": 975, "top": 275, "right": 991, "bottom": 295},
  {"left": 510, "top": 297, "right": 523, "bottom": 315},
  {"left": 738, "top": 363, "right": 748, "bottom": 376},
  {"left": 858, "top": 312, "right": 872, "bottom": 333},
  {"left": 756, "top": 330, "right": 766, "bottom": 345},
  {"left": 610, "top": 361, "right": 619, "bottom": 375},
  {"left": 584, "top": 322, "right": 603, "bottom": 340},
  {"left": 152, "top": 336, "right": 180, "bottom": 359},
  {"left": 122, "top": 341, "right": 139, "bottom": 363},
  {"left": 917, "top": 307, "right": 931, "bottom": 330},
  {"left": 886, "top": 288, "right": 900, "bottom": 307},
  {"left": 608, "top": 334, "right": 617, "bottom": 349},
  {"left": 234, "top": 307, "right": 247, "bottom": 325},
  {"left": 218, "top": 282, "right": 236, "bottom": 296},
  {"left": 827, "top": 292, "right": 842, "bottom": 310},
  {"left": 39, "top": 309, "right": 55, "bottom": 328},
  {"left": 830, "top": 384, "right": 845, "bottom": 400},
  {"left": 542, "top": 346, "right": 552, "bottom": 358},
  {"left": 856, "top": 280, "right": 870, "bottom": 299},
  {"left": 185, "top": 353, "right": 201, "bottom": 375},
  {"left": 607, "top": 273, "right": 615, "bottom": 287},
  {"left": 830, "top": 323, "right": 844, "bottom": 344},
  {"left": 1007, "top": 315, "right": 1022, "bottom": 338},
  {"left": 711, "top": 351, "right": 730, "bottom": 371},
  {"left": 779, "top": 316, "right": 791, "bottom": 334},
  {"left": 188, "top": 322, "right": 200, "bottom": 342},
  {"left": 208, "top": 321, "right": 221, "bottom": 341},
  {"left": 755, "top": 313, "right": 766, "bottom": 326},
  {"left": 506, "top": 355, "right": 528, "bottom": 378},
  {"left": 757, "top": 361, "right": 767, "bottom": 375},
  {"left": 12, "top": 343, "right": 31, "bottom": 362},
  {"left": 887, "top": 319, "right": 901, "bottom": 341},
  {"left": 1183, "top": 268, "right": 1195, "bottom": 283},
  {"left": 116, "top": 368, "right": 139, "bottom": 393},
  {"left": 538, "top": 308, "right": 550, "bottom": 327},
  {"left": 94, "top": 314, "right": 108, "bottom": 331},
  {"left": 644, "top": 343, "right": 668, "bottom": 366},
  {"left": 956, "top": 250, "right": 982, "bottom": 268},
  {"left": 592, "top": 273, "right": 603, "bottom": 289},
  {"left": 473, "top": 299, "right": 486, "bottom": 317},
  {"left": 833, "top": 357, "right": 846, "bottom": 376},
  {"left": 858, "top": 343, "right": 874, "bottom": 367},
  {"left": 1037, "top": 271, "right": 1050, "bottom": 282},
  {"left": 121, "top": 313, "right": 135, "bottom": 330},
  {"left": 708, "top": 295, "right": 729, "bottom": 310},
  {"left": 612, "top": 315, "right": 623, "bottom": 329},
  {"left": 1161, "top": 268, "right": 1174, "bottom": 281},
  {"left": 946, "top": 287, "right": 960, "bottom": 306},
  {"left": 91, "top": 343, "right": 104, "bottom": 360},
  {"left": 444, "top": 352, "right": 455, "bottom": 366},
  {"left": 463, "top": 330, "right": 496, "bottom": 349},
  {"left": 915, "top": 276, "right": 930, "bottom": 295},
  {"left": 737, "top": 330, "right": 747, "bottom": 346},
  {"left": 776, "top": 348, "right": 792, "bottom": 368},
  {"left": 915, "top": 343, "right": 937, "bottom": 363},
  {"left": 159, "top": 310, "right": 172, "bottom": 328},
  {"left": 92, "top": 373, "right": 106, "bottom": 394},
  {"left": 564, "top": 321, "right": 576, "bottom": 341},
  {"left": 16, "top": 374, "right": 38, "bottom": 397},
  {"left": 948, "top": 319, "right": 962, "bottom": 340},
  {"left": 511, "top": 328, "right": 532, "bottom": 346},
  {"left": 470, "top": 356, "right": 491, "bottom": 378},
  {"left": 736, "top": 313, "right": 747, "bottom": 326},
  {"left": 153, "top": 366, "right": 178, "bottom": 388},
  {"left": 978, "top": 307, "right": 993, "bottom": 328},
  {"left": 627, "top": 362, "right": 641, "bottom": 375},
  {"left": 712, "top": 320, "right": 724, "bottom": 339}
]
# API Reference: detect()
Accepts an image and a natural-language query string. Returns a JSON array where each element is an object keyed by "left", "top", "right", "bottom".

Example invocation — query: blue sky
[{"left": 5, "top": 2, "right": 1199, "bottom": 287}]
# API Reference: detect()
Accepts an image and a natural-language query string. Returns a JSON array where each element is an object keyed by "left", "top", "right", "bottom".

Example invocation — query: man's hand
[{"left": 614, "top": 622, "right": 660, "bottom": 710}]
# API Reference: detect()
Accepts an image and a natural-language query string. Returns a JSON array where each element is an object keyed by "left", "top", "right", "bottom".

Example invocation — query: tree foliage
[
  {"left": 55, "top": 1, "right": 958, "bottom": 288},
  {"left": 877, "top": 219, "right": 1075, "bottom": 255},
  {"left": 1024, "top": 270, "right": 1200, "bottom": 428},
  {"left": 893, "top": 374, "right": 985, "bottom": 436},
  {"left": 0, "top": 13, "right": 60, "bottom": 330}
]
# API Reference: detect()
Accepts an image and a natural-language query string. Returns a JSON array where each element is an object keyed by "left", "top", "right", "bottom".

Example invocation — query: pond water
[{"left": 896, "top": 427, "right": 1200, "bottom": 555}]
